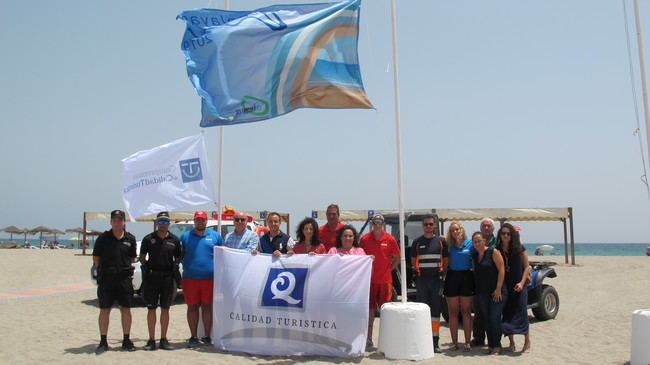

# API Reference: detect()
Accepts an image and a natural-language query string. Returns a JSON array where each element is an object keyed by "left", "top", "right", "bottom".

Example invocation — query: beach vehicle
[
  {"left": 527, "top": 261, "right": 559, "bottom": 320},
  {"left": 359, "top": 212, "right": 560, "bottom": 321},
  {"left": 534, "top": 244, "right": 556, "bottom": 256},
  {"left": 91, "top": 213, "right": 262, "bottom": 302}
]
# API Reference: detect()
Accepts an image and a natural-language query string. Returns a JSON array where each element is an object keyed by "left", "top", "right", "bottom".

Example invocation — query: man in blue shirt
[
  {"left": 180, "top": 211, "right": 223, "bottom": 347},
  {"left": 223, "top": 211, "right": 259, "bottom": 251}
]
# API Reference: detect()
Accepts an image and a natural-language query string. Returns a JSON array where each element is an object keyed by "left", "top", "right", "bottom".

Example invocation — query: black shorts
[
  {"left": 143, "top": 271, "right": 176, "bottom": 309},
  {"left": 97, "top": 274, "right": 133, "bottom": 309},
  {"left": 444, "top": 270, "right": 475, "bottom": 297}
]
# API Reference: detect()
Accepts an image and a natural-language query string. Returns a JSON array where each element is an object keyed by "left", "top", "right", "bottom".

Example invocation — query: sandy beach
[{"left": 0, "top": 249, "right": 648, "bottom": 365}]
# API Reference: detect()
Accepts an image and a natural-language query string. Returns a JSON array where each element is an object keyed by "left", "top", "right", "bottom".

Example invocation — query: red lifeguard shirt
[
  {"left": 319, "top": 223, "right": 344, "bottom": 251},
  {"left": 360, "top": 231, "right": 400, "bottom": 284}
]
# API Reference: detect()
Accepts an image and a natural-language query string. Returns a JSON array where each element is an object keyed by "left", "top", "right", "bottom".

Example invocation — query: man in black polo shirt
[
  {"left": 411, "top": 213, "right": 448, "bottom": 353},
  {"left": 140, "top": 211, "right": 181, "bottom": 351},
  {"left": 92, "top": 209, "right": 138, "bottom": 354}
]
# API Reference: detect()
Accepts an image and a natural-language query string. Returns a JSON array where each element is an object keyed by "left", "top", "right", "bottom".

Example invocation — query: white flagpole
[
  {"left": 216, "top": 0, "right": 230, "bottom": 235},
  {"left": 389, "top": 0, "right": 407, "bottom": 304},
  {"left": 633, "top": 0, "right": 650, "bottom": 190}
]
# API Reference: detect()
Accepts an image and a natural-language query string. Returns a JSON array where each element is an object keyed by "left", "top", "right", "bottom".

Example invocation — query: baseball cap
[
  {"left": 111, "top": 210, "right": 126, "bottom": 220},
  {"left": 194, "top": 211, "right": 208, "bottom": 219},
  {"left": 157, "top": 211, "right": 170, "bottom": 219},
  {"left": 371, "top": 213, "right": 385, "bottom": 222}
]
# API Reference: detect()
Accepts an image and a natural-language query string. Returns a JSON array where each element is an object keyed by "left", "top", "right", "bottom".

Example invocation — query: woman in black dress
[
  {"left": 472, "top": 231, "right": 506, "bottom": 355},
  {"left": 496, "top": 223, "right": 531, "bottom": 353}
]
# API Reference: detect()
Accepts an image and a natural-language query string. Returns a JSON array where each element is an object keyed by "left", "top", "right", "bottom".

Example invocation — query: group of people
[
  {"left": 412, "top": 215, "right": 531, "bottom": 355},
  {"left": 90, "top": 204, "right": 400, "bottom": 354},
  {"left": 90, "top": 206, "right": 530, "bottom": 356}
]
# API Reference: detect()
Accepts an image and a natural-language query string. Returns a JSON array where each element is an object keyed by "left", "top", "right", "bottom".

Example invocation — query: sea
[{"left": 3, "top": 239, "right": 650, "bottom": 256}]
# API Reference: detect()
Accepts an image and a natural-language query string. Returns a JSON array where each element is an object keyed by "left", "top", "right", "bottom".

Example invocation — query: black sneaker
[
  {"left": 470, "top": 339, "right": 485, "bottom": 347},
  {"left": 366, "top": 339, "right": 374, "bottom": 351},
  {"left": 159, "top": 338, "right": 172, "bottom": 350},
  {"left": 433, "top": 337, "right": 442, "bottom": 353},
  {"left": 95, "top": 342, "right": 109, "bottom": 355},
  {"left": 201, "top": 336, "right": 212, "bottom": 345},
  {"left": 144, "top": 339, "right": 156, "bottom": 351},
  {"left": 187, "top": 337, "right": 200, "bottom": 348},
  {"left": 121, "top": 339, "right": 136, "bottom": 352}
]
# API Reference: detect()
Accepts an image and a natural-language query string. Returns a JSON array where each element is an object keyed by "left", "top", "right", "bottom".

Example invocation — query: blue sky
[{"left": 1, "top": 0, "right": 650, "bottom": 243}]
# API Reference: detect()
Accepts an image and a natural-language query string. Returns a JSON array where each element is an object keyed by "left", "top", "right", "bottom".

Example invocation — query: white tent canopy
[{"left": 313, "top": 207, "right": 576, "bottom": 265}]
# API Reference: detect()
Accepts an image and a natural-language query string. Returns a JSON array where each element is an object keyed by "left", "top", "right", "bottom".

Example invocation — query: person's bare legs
[
  {"left": 160, "top": 308, "right": 170, "bottom": 339},
  {"left": 187, "top": 304, "right": 199, "bottom": 338},
  {"left": 147, "top": 309, "right": 156, "bottom": 339},
  {"left": 119, "top": 307, "right": 132, "bottom": 335},
  {"left": 200, "top": 303, "right": 212, "bottom": 339},
  {"left": 367, "top": 311, "right": 375, "bottom": 342},
  {"left": 447, "top": 297, "right": 460, "bottom": 348},
  {"left": 98, "top": 308, "right": 111, "bottom": 336},
  {"left": 460, "top": 296, "right": 473, "bottom": 351},
  {"left": 522, "top": 333, "right": 531, "bottom": 352}
]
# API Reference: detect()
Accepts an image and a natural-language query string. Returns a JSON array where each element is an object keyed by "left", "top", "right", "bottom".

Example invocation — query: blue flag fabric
[{"left": 178, "top": 0, "right": 373, "bottom": 127}]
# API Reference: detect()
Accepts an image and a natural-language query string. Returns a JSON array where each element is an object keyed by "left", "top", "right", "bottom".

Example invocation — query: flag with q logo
[
  {"left": 121, "top": 134, "right": 215, "bottom": 220},
  {"left": 213, "top": 247, "right": 372, "bottom": 357}
]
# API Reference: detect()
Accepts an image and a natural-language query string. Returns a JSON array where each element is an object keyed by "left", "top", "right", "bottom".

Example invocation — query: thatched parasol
[
  {"left": 0, "top": 226, "right": 22, "bottom": 241},
  {"left": 29, "top": 226, "right": 54, "bottom": 242},
  {"left": 50, "top": 229, "right": 65, "bottom": 242}
]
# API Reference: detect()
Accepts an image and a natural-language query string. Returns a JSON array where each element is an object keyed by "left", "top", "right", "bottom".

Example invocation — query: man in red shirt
[
  {"left": 360, "top": 213, "right": 400, "bottom": 351},
  {"left": 319, "top": 203, "right": 345, "bottom": 251}
]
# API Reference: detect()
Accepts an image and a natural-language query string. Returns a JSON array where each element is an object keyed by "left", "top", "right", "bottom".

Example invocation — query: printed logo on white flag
[
  {"left": 213, "top": 247, "right": 371, "bottom": 357},
  {"left": 121, "top": 134, "right": 214, "bottom": 219}
]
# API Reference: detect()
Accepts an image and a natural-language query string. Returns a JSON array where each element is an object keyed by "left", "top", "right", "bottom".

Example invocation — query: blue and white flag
[
  {"left": 213, "top": 247, "right": 372, "bottom": 357},
  {"left": 121, "top": 134, "right": 214, "bottom": 219},
  {"left": 178, "top": 0, "right": 373, "bottom": 127}
]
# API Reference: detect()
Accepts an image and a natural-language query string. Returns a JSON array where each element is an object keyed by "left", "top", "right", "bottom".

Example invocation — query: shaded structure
[{"left": 312, "top": 207, "right": 576, "bottom": 265}]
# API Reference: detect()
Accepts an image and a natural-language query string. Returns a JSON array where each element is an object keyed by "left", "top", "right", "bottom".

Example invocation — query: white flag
[
  {"left": 121, "top": 134, "right": 214, "bottom": 219},
  {"left": 213, "top": 247, "right": 372, "bottom": 357}
]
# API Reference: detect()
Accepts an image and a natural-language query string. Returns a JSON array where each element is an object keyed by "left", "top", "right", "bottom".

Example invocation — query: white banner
[
  {"left": 213, "top": 247, "right": 371, "bottom": 357},
  {"left": 121, "top": 134, "right": 214, "bottom": 219}
]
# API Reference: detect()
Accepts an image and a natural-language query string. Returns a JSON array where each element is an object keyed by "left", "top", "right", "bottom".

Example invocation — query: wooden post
[
  {"left": 562, "top": 218, "right": 568, "bottom": 264},
  {"left": 569, "top": 207, "right": 575, "bottom": 265},
  {"left": 82, "top": 212, "right": 87, "bottom": 255}
]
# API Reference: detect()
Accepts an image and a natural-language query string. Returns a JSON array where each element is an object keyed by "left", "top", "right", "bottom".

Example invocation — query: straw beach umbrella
[
  {"left": 50, "top": 229, "right": 65, "bottom": 242},
  {"left": 66, "top": 227, "right": 84, "bottom": 243},
  {"left": 29, "top": 226, "right": 54, "bottom": 243},
  {"left": 0, "top": 226, "right": 22, "bottom": 241}
]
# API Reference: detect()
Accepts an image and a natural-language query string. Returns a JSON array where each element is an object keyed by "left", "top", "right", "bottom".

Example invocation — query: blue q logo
[
  {"left": 179, "top": 158, "right": 203, "bottom": 183},
  {"left": 261, "top": 268, "right": 308, "bottom": 308}
]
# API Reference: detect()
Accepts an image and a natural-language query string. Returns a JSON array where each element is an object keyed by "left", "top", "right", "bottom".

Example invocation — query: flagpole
[
  {"left": 389, "top": 0, "right": 407, "bottom": 304},
  {"left": 216, "top": 0, "right": 230, "bottom": 235},
  {"left": 633, "top": 0, "right": 650, "bottom": 194}
]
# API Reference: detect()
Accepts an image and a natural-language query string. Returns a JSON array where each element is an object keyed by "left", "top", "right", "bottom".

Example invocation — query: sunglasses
[
  {"left": 234, "top": 218, "right": 247, "bottom": 222},
  {"left": 371, "top": 220, "right": 384, "bottom": 225},
  {"left": 156, "top": 220, "right": 170, "bottom": 225},
  {"left": 500, "top": 231, "right": 511, "bottom": 236},
  {"left": 423, "top": 222, "right": 435, "bottom": 227}
]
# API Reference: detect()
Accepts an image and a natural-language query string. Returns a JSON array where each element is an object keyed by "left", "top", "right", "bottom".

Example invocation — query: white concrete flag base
[
  {"left": 631, "top": 309, "right": 650, "bottom": 365},
  {"left": 378, "top": 302, "right": 434, "bottom": 361}
]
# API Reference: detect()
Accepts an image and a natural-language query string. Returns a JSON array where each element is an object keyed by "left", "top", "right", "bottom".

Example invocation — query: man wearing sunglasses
[
  {"left": 224, "top": 211, "right": 259, "bottom": 251},
  {"left": 139, "top": 211, "right": 181, "bottom": 351},
  {"left": 360, "top": 213, "right": 400, "bottom": 351},
  {"left": 411, "top": 214, "right": 448, "bottom": 353}
]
